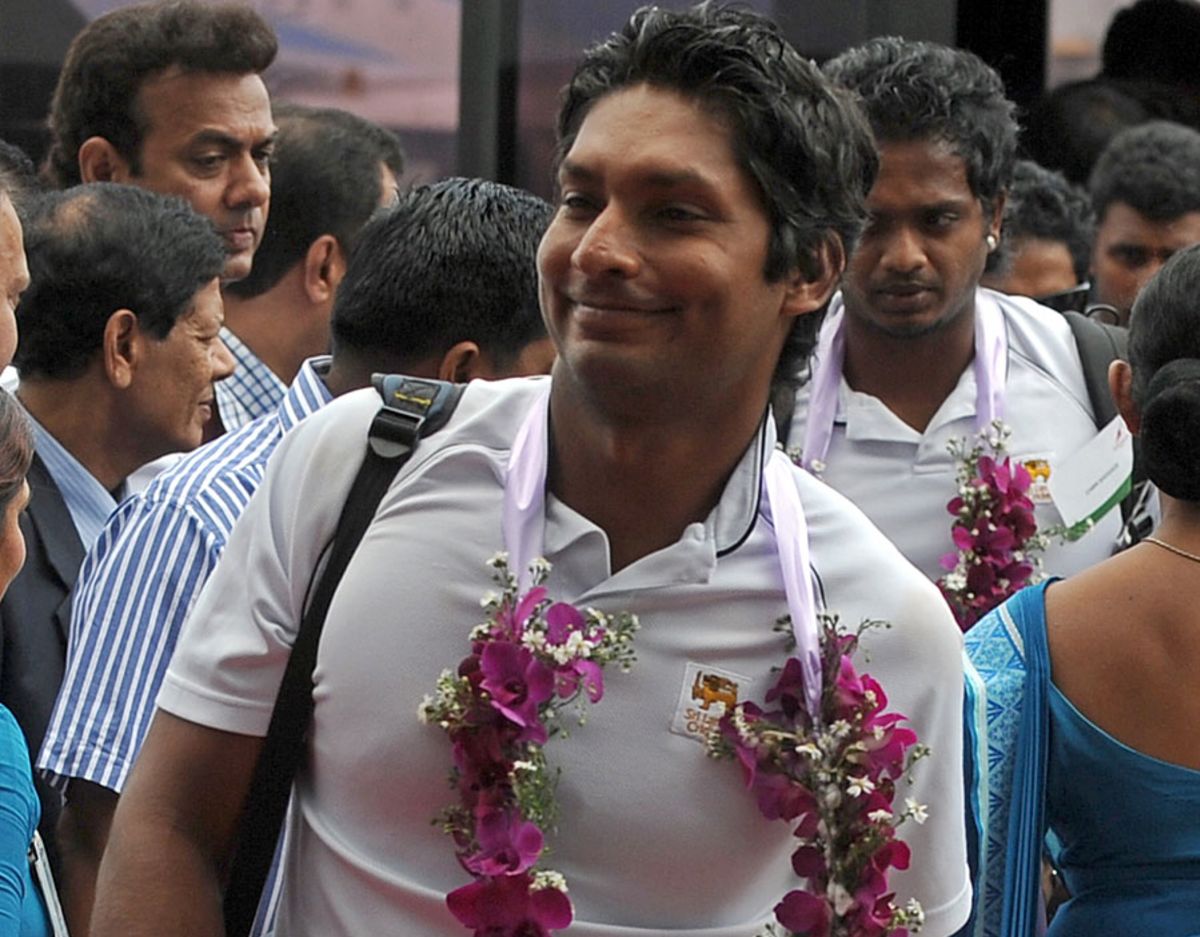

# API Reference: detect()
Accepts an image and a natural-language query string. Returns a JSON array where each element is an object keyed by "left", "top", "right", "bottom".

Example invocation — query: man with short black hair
[
  {"left": 1088, "top": 120, "right": 1200, "bottom": 323},
  {"left": 39, "top": 177, "right": 554, "bottom": 935},
  {"left": 95, "top": 7, "right": 970, "bottom": 936},
  {"left": 47, "top": 0, "right": 284, "bottom": 436},
  {"left": 789, "top": 37, "right": 1122, "bottom": 586},
  {"left": 2, "top": 182, "right": 232, "bottom": 878}
]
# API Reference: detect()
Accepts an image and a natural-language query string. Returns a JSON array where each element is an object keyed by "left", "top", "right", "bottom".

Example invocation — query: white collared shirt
[
  {"left": 789, "top": 288, "right": 1121, "bottom": 582},
  {"left": 160, "top": 376, "right": 971, "bottom": 937}
]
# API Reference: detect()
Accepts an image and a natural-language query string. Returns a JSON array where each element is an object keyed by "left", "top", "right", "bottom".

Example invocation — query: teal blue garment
[
  {"left": 0, "top": 705, "right": 50, "bottom": 937},
  {"left": 966, "top": 579, "right": 1200, "bottom": 937},
  {"left": 1046, "top": 681, "right": 1200, "bottom": 936}
]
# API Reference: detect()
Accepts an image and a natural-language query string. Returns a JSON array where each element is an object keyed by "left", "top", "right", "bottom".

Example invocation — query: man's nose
[{"left": 571, "top": 206, "right": 640, "bottom": 279}]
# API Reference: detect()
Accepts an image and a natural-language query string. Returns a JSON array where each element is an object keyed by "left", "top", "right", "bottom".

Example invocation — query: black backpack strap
[
  {"left": 1061, "top": 311, "right": 1150, "bottom": 542},
  {"left": 223, "top": 375, "right": 464, "bottom": 936}
]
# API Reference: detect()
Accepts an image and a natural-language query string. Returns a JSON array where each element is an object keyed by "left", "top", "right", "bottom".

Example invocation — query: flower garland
[
  {"left": 708, "top": 615, "right": 929, "bottom": 937},
  {"left": 419, "top": 553, "right": 638, "bottom": 937},
  {"left": 936, "top": 422, "right": 1048, "bottom": 631}
]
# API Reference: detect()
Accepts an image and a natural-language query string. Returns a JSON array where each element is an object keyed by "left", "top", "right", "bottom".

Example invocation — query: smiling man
[
  {"left": 46, "top": 0, "right": 285, "bottom": 435},
  {"left": 0, "top": 183, "right": 231, "bottom": 880},
  {"left": 94, "top": 7, "right": 970, "bottom": 936},
  {"left": 788, "top": 38, "right": 1122, "bottom": 583}
]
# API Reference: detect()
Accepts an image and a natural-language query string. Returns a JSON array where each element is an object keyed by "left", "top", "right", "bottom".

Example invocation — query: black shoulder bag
[{"left": 222, "top": 374, "right": 464, "bottom": 936}]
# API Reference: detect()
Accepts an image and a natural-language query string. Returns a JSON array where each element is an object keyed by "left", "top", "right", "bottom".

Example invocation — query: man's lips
[
  {"left": 874, "top": 282, "right": 935, "bottom": 298},
  {"left": 222, "top": 227, "right": 257, "bottom": 251}
]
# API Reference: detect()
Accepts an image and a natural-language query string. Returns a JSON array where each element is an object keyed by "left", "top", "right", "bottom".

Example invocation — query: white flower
[
  {"left": 479, "top": 590, "right": 499, "bottom": 608},
  {"left": 826, "top": 881, "right": 854, "bottom": 916},
  {"left": 830, "top": 719, "right": 852, "bottom": 739},
  {"left": 846, "top": 775, "right": 875, "bottom": 797},
  {"left": 530, "top": 556, "right": 552, "bottom": 578},
  {"left": 905, "top": 797, "right": 929, "bottom": 824},
  {"left": 821, "top": 785, "right": 843, "bottom": 810},
  {"left": 522, "top": 630, "right": 547, "bottom": 652},
  {"left": 486, "top": 551, "right": 509, "bottom": 567},
  {"left": 867, "top": 808, "right": 893, "bottom": 823},
  {"left": 530, "top": 869, "right": 568, "bottom": 893},
  {"left": 904, "top": 898, "right": 925, "bottom": 924},
  {"left": 795, "top": 742, "right": 821, "bottom": 759},
  {"left": 810, "top": 458, "right": 826, "bottom": 475},
  {"left": 417, "top": 696, "right": 434, "bottom": 723}
]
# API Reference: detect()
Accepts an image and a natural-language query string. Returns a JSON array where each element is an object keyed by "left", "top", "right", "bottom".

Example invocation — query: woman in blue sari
[{"left": 965, "top": 243, "right": 1200, "bottom": 937}]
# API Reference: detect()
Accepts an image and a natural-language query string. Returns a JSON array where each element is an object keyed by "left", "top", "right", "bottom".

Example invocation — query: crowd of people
[{"left": 0, "top": 0, "right": 1195, "bottom": 935}]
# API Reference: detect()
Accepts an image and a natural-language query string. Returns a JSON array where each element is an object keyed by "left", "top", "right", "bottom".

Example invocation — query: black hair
[
  {"left": 557, "top": 2, "right": 877, "bottom": 386},
  {"left": 223, "top": 103, "right": 405, "bottom": 300},
  {"left": 0, "top": 391, "right": 31, "bottom": 518},
  {"left": 0, "top": 140, "right": 41, "bottom": 220},
  {"left": 1089, "top": 120, "right": 1200, "bottom": 223},
  {"left": 1102, "top": 0, "right": 1200, "bottom": 88},
  {"left": 330, "top": 177, "right": 551, "bottom": 369},
  {"left": 15, "top": 183, "right": 226, "bottom": 380},
  {"left": 1020, "top": 79, "right": 1152, "bottom": 188},
  {"left": 824, "top": 36, "right": 1017, "bottom": 212},
  {"left": 1127, "top": 242, "right": 1200, "bottom": 499},
  {"left": 985, "top": 160, "right": 1094, "bottom": 282},
  {"left": 46, "top": 0, "right": 277, "bottom": 188}
]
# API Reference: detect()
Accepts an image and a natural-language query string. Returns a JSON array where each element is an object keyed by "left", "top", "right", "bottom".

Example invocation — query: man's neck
[
  {"left": 547, "top": 376, "right": 767, "bottom": 574},
  {"left": 18, "top": 380, "right": 133, "bottom": 491},
  {"left": 221, "top": 272, "right": 330, "bottom": 385},
  {"left": 841, "top": 305, "right": 976, "bottom": 434}
]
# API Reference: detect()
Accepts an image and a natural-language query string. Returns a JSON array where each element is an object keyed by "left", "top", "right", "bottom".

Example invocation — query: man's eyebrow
[
  {"left": 188, "top": 128, "right": 277, "bottom": 150},
  {"left": 558, "top": 159, "right": 714, "bottom": 190}
]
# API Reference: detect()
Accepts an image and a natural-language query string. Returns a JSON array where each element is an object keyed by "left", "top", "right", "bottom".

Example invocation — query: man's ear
[
  {"left": 987, "top": 191, "right": 1007, "bottom": 246},
  {"left": 103, "top": 309, "right": 141, "bottom": 389},
  {"left": 78, "top": 136, "right": 134, "bottom": 184},
  {"left": 302, "top": 235, "right": 347, "bottom": 305},
  {"left": 782, "top": 235, "right": 846, "bottom": 320},
  {"left": 437, "top": 340, "right": 490, "bottom": 382},
  {"left": 1109, "top": 358, "right": 1140, "bottom": 435}
]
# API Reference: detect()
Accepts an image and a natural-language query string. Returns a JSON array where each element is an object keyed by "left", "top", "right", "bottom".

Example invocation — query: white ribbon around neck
[
  {"left": 501, "top": 383, "right": 823, "bottom": 719},
  {"left": 800, "top": 298, "right": 1008, "bottom": 472}
]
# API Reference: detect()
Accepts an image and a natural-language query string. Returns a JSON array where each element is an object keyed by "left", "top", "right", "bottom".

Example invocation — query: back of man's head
[
  {"left": 0, "top": 140, "right": 41, "bottom": 220},
  {"left": 1090, "top": 120, "right": 1200, "bottom": 222},
  {"left": 1102, "top": 0, "right": 1200, "bottom": 88},
  {"left": 46, "top": 0, "right": 277, "bottom": 189},
  {"left": 556, "top": 2, "right": 876, "bottom": 383},
  {"left": 330, "top": 178, "right": 551, "bottom": 375},
  {"left": 824, "top": 37, "right": 1017, "bottom": 210},
  {"left": 223, "top": 103, "right": 404, "bottom": 301},
  {"left": 15, "top": 183, "right": 226, "bottom": 380}
]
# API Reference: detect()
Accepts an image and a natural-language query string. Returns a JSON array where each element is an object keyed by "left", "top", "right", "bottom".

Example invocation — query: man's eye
[
  {"left": 658, "top": 206, "right": 704, "bottom": 223},
  {"left": 560, "top": 193, "right": 597, "bottom": 215},
  {"left": 191, "top": 154, "right": 224, "bottom": 172},
  {"left": 1112, "top": 246, "right": 1151, "bottom": 268}
]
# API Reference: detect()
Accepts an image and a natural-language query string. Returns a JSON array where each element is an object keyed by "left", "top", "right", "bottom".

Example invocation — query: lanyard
[
  {"left": 800, "top": 298, "right": 1008, "bottom": 472},
  {"left": 502, "top": 384, "right": 823, "bottom": 720}
]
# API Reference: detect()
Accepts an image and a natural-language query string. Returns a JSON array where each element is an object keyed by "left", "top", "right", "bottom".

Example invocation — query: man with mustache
[
  {"left": 46, "top": 0, "right": 282, "bottom": 436},
  {"left": 788, "top": 38, "right": 1122, "bottom": 583}
]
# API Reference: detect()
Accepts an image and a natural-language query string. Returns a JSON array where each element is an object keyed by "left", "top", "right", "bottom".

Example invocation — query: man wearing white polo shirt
[
  {"left": 94, "top": 7, "right": 972, "bottom": 936},
  {"left": 789, "top": 38, "right": 1121, "bottom": 584}
]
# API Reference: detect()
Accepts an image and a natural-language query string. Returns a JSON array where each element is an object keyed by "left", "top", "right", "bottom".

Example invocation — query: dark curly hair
[
  {"left": 824, "top": 37, "right": 1017, "bottom": 214},
  {"left": 1089, "top": 120, "right": 1200, "bottom": 223},
  {"left": 555, "top": 2, "right": 878, "bottom": 386},
  {"left": 985, "top": 159, "right": 1094, "bottom": 282},
  {"left": 46, "top": 0, "right": 277, "bottom": 188}
]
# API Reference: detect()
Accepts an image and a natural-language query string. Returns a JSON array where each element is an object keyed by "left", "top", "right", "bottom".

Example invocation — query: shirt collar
[
  {"left": 214, "top": 327, "right": 287, "bottom": 433},
  {"left": 22, "top": 405, "right": 118, "bottom": 551},
  {"left": 278, "top": 356, "right": 335, "bottom": 435}
]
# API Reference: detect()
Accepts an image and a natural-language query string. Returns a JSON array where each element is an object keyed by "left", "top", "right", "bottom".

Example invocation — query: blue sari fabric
[{"left": 965, "top": 580, "right": 1200, "bottom": 937}]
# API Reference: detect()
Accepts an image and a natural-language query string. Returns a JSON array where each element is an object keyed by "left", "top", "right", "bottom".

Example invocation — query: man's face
[
  {"left": 538, "top": 84, "right": 812, "bottom": 413},
  {"left": 126, "top": 278, "right": 235, "bottom": 459},
  {"left": 981, "top": 236, "right": 1079, "bottom": 301},
  {"left": 124, "top": 68, "right": 275, "bottom": 282},
  {"left": 0, "top": 194, "right": 29, "bottom": 371},
  {"left": 842, "top": 139, "right": 1000, "bottom": 339},
  {"left": 1091, "top": 201, "right": 1200, "bottom": 324}
]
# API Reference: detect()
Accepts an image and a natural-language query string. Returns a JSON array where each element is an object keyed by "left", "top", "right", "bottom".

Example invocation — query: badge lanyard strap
[
  {"left": 800, "top": 299, "right": 1009, "bottom": 472},
  {"left": 502, "top": 384, "right": 823, "bottom": 721}
]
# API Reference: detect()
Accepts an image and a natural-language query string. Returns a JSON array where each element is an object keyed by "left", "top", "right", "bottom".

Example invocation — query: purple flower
[
  {"left": 446, "top": 872, "right": 573, "bottom": 936},
  {"left": 765, "top": 657, "right": 809, "bottom": 722},
  {"left": 554, "top": 660, "right": 604, "bottom": 703},
  {"left": 462, "top": 810, "right": 544, "bottom": 876},
  {"left": 545, "top": 602, "right": 583, "bottom": 644},
  {"left": 775, "top": 888, "right": 830, "bottom": 936},
  {"left": 480, "top": 643, "right": 555, "bottom": 742}
]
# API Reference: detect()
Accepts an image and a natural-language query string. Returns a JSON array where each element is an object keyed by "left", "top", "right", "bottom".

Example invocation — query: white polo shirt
[
  {"left": 159, "top": 376, "right": 971, "bottom": 936},
  {"left": 788, "top": 289, "right": 1120, "bottom": 582}
]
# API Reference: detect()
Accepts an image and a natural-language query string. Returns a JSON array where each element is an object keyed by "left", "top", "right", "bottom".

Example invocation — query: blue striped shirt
[
  {"left": 22, "top": 406, "right": 118, "bottom": 551},
  {"left": 214, "top": 327, "right": 287, "bottom": 433},
  {"left": 36, "top": 357, "right": 332, "bottom": 796}
]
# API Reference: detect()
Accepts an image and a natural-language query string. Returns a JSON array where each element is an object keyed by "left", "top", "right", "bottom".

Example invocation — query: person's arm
[
  {"left": 90, "top": 711, "right": 262, "bottom": 937},
  {"left": 0, "top": 709, "right": 37, "bottom": 932},
  {"left": 56, "top": 779, "right": 115, "bottom": 935}
]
